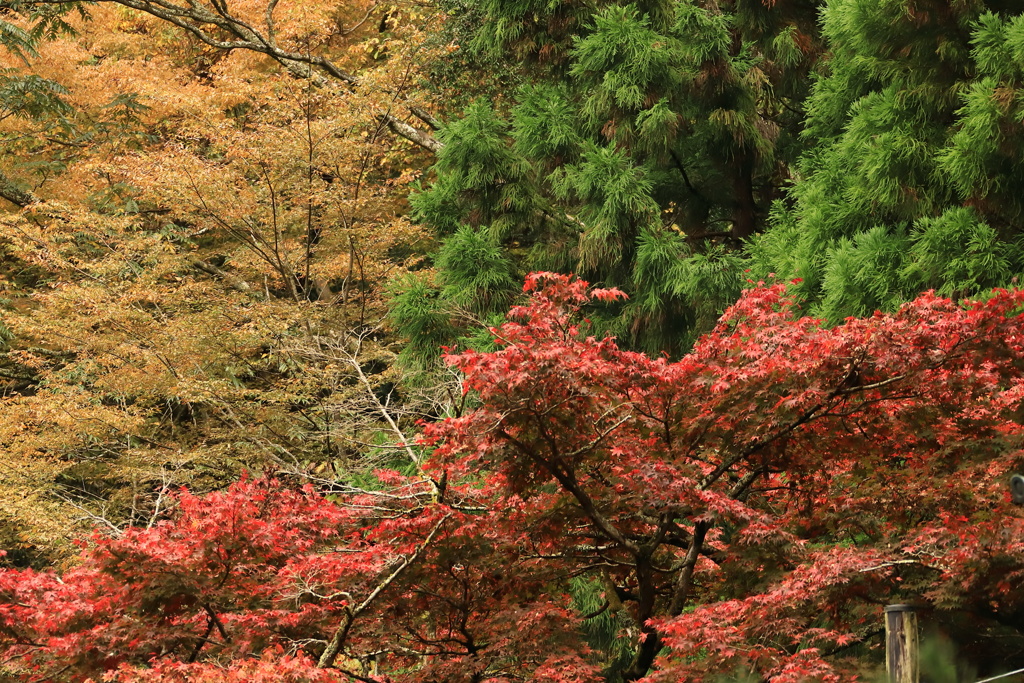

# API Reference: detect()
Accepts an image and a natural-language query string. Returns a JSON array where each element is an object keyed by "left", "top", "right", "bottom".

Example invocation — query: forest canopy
[{"left": 0, "top": 0, "right": 1023, "bottom": 680}]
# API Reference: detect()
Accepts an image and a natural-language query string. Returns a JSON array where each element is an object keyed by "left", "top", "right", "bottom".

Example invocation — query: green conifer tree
[
  {"left": 397, "top": 0, "right": 824, "bottom": 357},
  {"left": 751, "top": 0, "right": 1024, "bottom": 321}
]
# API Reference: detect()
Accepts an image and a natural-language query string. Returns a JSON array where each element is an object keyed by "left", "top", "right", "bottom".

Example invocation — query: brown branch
[
  {"left": 409, "top": 105, "right": 440, "bottom": 130},
  {"left": 580, "top": 600, "right": 610, "bottom": 620},
  {"left": 317, "top": 514, "right": 449, "bottom": 668},
  {"left": 382, "top": 114, "right": 443, "bottom": 153},
  {"left": 496, "top": 426, "right": 641, "bottom": 555},
  {"left": 22, "top": 0, "right": 442, "bottom": 153},
  {"left": 0, "top": 169, "right": 38, "bottom": 208},
  {"left": 186, "top": 257, "right": 251, "bottom": 293},
  {"left": 668, "top": 520, "right": 709, "bottom": 616},
  {"left": 835, "top": 373, "right": 908, "bottom": 395}
]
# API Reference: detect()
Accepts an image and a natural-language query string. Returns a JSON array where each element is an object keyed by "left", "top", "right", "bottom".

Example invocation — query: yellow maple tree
[{"left": 0, "top": 0, "right": 453, "bottom": 560}]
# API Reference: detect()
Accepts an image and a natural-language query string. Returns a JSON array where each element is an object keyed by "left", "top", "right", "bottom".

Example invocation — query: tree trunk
[{"left": 730, "top": 148, "right": 757, "bottom": 241}]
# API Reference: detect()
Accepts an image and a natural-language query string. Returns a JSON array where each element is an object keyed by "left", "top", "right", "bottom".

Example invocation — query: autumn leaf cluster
[{"left": 2, "top": 275, "right": 1024, "bottom": 681}]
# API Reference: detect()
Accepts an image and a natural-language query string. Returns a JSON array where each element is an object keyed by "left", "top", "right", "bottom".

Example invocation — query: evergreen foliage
[
  {"left": 752, "top": 0, "right": 1024, "bottom": 321},
  {"left": 399, "top": 0, "right": 1024, "bottom": 363},
  {"left": 389, "top": 227, "right": 517, "bottom": 376},
  {"left": 399, "top": 0, "right": 824, "bottom": 357}
]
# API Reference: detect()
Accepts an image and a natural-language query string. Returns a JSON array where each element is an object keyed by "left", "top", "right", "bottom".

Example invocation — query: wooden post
[
  {"left": 1011, "top": 474, "right": 1024, "bottom": 505},
  {"left": 885, "top": 604, "right": 919, "bottom": 683}
]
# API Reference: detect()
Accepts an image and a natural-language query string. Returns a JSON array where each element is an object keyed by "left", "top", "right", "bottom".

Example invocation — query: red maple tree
[{"left": 2, "top": 273, "right": 1024, "bottom": 681}]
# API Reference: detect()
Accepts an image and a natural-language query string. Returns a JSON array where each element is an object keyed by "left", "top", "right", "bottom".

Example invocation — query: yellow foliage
[{"left": 0, "top": 0, "right": 449, "bottom": 557}]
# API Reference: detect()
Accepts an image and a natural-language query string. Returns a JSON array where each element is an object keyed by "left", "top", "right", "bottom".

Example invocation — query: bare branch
[
  {"left": 0, "top": 169, "right": 38, "bottom": 207},
  {"left": 20, "top": 0, "right": 442, "bottom": 152},
  {"left": 382, "top": 113, "right": 443, "bottom": 153},
  {"left": 342, "top": 331, "right": 424, "bottom": 468},
  {"left": 409, "top": 105, "right": 440, "bottom": 130},
  {"left": 186, "top": 256, "right": 252, "bottom": 293}
]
